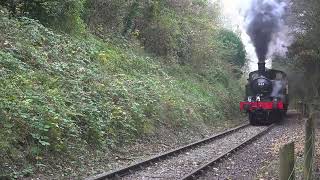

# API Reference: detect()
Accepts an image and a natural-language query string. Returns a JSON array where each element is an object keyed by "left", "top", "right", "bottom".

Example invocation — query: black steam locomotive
[{"left": 240, "top": 62, "right": 289, "bottom": 125}]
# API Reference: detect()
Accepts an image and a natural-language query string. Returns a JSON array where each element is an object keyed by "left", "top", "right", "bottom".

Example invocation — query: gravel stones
[
  {"left": 121, "top": 126, "right": 266, "bottom": 180},
  {"left": 200, "top": 111, "right": 316, "bottom": 180}
]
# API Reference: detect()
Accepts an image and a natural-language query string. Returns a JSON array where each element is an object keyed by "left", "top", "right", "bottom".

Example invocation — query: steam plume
[{"left": 246, "top": 0, "right": 287, "bottom": 62}]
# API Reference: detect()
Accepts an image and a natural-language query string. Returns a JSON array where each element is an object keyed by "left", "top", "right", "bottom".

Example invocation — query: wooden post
[
  {"left": 302, "top": 103, "right": 306, "bottom": 118},
  {"left": 280, "top": 142, "right": 295, "bottom": 180},
  {"left": 306, "top": 104, "right": 310, "bottom": 117},
  {"left": 304, "top": 114, "right": 315, "bottom": 180},
  {"left": 298, "top": 101, "right": 303, "bottom": 120}
]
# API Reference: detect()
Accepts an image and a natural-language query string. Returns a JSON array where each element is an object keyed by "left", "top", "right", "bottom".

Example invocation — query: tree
[
  {"left": 217, "top": 29, "right": 247, "bottom": 68},
  {"left": 277, "top": 0, "right": 320, "bottom": 101},
  {"left": 0, "top": 0, "right": 85, "bottom": 34}
]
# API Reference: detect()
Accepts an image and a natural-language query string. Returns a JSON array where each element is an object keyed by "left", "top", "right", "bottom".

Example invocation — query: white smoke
[
  {"left": 268, "top": 23, "right": 293, "bottom": 57},
  {"left": 219, "top": 0, "right": 261, "bottom": 71}
]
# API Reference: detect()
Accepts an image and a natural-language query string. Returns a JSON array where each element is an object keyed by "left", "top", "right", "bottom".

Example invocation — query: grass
[{"left": 0, "top": 7, "right": 243, "bottom": 178}]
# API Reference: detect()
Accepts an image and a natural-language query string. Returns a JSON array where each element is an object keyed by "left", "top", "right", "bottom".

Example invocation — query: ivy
[{"left": 0, "top": 3, "right": 244, "bottom": 177}]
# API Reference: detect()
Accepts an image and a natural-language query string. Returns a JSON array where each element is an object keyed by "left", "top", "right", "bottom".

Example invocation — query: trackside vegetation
[{"left": 0, "top": 0, "right": 246, "bottom": 178}]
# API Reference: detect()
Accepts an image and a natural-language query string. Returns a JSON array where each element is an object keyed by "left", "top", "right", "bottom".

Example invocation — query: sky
[{"left": 219, "top": 0, "right": 273, "bottom": 72}]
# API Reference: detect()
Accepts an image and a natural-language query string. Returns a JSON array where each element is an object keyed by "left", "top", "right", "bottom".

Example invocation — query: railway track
[
  {"left": 86, "top": 123, "right": 274, "bottom": 180},
  {"left": 181, "top": 124, "right": 274, "bottom": 180}
]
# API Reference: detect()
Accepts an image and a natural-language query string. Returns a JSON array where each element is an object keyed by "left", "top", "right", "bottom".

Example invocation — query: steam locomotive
[{"left": 240, "top": 62, "right": 289, "bottom": 125}]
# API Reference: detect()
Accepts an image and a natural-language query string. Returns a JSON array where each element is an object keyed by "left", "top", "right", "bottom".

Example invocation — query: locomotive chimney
[{"left": 258, "top": 62, "right": 266, "bottom": 74}]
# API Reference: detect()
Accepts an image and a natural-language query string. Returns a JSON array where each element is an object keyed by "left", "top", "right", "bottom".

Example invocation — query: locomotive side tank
[{"left": 240, "top": 62, "right": 289, "bottom": 125}]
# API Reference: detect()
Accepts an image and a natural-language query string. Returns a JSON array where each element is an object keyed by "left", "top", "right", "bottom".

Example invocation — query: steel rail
[
  {"left": 85, "top": 123, "right": 250, "bottom": 180},
  {"left": 180, "top": 124, "right": 275, "bottom": 180}
]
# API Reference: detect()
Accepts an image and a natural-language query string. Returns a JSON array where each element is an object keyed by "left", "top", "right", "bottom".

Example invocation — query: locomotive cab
[{"left": 241, "top": 69, "right": 289, "bottom": 125}]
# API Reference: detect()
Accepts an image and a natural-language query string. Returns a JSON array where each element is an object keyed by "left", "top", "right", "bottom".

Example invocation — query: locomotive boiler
[{"left": 240, "top": 62, "right": 289, "bottom": 125}]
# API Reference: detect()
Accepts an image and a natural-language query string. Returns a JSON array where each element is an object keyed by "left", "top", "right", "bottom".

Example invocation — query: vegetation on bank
[{"left": 0, "top": 0, "right": 246, "bottom": 178}]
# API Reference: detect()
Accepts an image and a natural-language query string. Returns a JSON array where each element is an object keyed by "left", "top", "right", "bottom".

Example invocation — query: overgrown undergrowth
[{"left": 0, "top": 6, "right": 243, "bottom": 178}]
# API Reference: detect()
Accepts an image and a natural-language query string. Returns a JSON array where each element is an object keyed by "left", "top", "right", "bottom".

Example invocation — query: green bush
[
  {"left": 0, "top": 0, "right": 85, "bottom": 34},
  {"left": 84, "top": 0, "right": 129, "bottom": 34},
  {"left": 0, "top": 1, "right": 245, "bottom": 177},
  {"left": 0, "top": 9, "right": 242, "bottom": 152},
  {"left": 217, "top": 29, "right": 247, "bottom": 68}
]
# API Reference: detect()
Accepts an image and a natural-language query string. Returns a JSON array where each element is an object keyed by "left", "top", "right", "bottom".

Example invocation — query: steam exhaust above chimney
[{"left": 246, "top": 0, "right": 288, "bottom": 73}]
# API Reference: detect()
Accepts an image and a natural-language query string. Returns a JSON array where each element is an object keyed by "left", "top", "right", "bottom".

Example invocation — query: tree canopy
[{"left": 275, "top": 0, "right": 320, "bottom": 101}]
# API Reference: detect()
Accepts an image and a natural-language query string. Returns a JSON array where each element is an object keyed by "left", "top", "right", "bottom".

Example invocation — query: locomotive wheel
[
  {"left": 248, "top": 112, "right": 261, "bottom": 126},
  {"left": 283, "top": 104, "right": 289, "bottom": 116},
  {"left": 269, "top": 110, "right": 284, "bottom": 123},
  {"left": 249, "top": 111, "right": 273, "bottom": 126}
]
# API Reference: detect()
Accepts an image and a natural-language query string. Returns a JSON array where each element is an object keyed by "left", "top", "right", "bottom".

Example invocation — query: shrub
[
  {"left": 0, "top": 2, "right": 244, "bottom": 177},
  {"left": 216, "top": 29, "right": 246, "bottom": 68},
  {"left": 84, "top": 0, "right": 129, "bottom": 34},
  {"left": 0, "top": 0, "right": 86, "bottom": 34}
]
